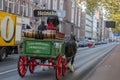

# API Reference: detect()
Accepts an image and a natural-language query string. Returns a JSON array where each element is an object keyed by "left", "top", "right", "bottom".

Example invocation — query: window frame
[
  {"left": 25, "top": 4, "right": 28, "bottom": 16},
  {"left": 29, "top": 6, "right": 33, "bottom": 17},
  {"left": 17, "top": 1, "right": 20, "bottom": 14},
  {"left": 0, "top": 0, "right": 3, "bottom": 10},
  {"left": 11, "top": 1, "right": 15, "bottom": 13}
]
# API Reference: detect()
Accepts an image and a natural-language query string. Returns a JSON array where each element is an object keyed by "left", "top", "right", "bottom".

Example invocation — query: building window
[
  {"left": 53, "top": 0, "right": 57, "bottom": 10},
  {"left": 26, "top": 4, "right": 28, "bottom": 16},
  {"left": 78, "top": 8, "right": 81, "bottom": 27},
  {"left": 75, "top": 6, "right": 78, "bottom": 25},
  {"left": 59, "top": 0, "right": 63, "bottom": 10},
  {"left": 39, "top": 0, "right": 47, "bottom": 9},
  {"left": 71, "top": 1, "right": 75, "bottom": 23},
  {"left": 29, "top": 6, "right": 33, "bottom": 17},
  {"left": 6, "top": 0, "right": 15, "bottom": 13},
  {"left": 0, "top": 0, "right": 3, "bottom": 10},
  {"left": 11, "top": 2, "right": 15, "bottom": 13},
  {"left": 17, "top": 1, "right": 20, "bottom": 14},
  {"left": 21, "top": 5, "right": 25, "bottom": 16},
  {"left": 47, "top": 0, "right": 51, "bottom": 9}
]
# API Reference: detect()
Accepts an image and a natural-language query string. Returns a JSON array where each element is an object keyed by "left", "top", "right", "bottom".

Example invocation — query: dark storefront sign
[
  {"left": 105, "top": 21, "right": 116, "bottom": 28},
  {"left": 34, "top": 10, "right": 57, "bottom": 17}
]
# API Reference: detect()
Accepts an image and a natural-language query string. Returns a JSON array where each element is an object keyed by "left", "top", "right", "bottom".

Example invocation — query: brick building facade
[
  {"left": 32, "top": 0, "right": 82, "bottom": 40},
  {"left": 0, "top": 0, "right": 83, "bottom": 41}
]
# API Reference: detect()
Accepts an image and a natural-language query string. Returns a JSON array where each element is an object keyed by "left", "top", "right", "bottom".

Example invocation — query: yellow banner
[{"left": 0, "top": 11, "right": 16, "bottom": 46}]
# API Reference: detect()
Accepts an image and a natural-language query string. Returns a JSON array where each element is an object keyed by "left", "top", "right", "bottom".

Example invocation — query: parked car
[
  {"left": 95, "top": 41, "right": 102, "bottom": 45},
  {"left": 78, "top": 41, "right": 85, "bottom": 47},
  {"left": 84, "top": 40, "right": 89, "bottom": 47},
  {"left": 101, "top": 40, "right": 108, "bottom": 44},
  {"left": 87, "top": 40, "right": 95, "bottom": 47},
  {"left": 78, "top": 40, "right": 88, "bottom": 47}
]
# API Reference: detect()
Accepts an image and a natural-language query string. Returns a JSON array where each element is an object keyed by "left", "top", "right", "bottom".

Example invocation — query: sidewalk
[{"left": 83, "top": 43, "right": 120, "bottom": 80}]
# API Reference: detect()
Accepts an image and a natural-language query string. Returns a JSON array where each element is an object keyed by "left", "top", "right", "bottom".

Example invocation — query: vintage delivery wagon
[
  {"left": 18, "top": 10, "right": 67, "bottom": 80},
  {"left": 18, "top": 38, "right": 67, "bottom": 80}
]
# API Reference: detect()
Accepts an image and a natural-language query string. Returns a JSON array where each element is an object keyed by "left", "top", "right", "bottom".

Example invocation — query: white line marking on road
[{"left": 0, "top": 69, "right": 17, "bottom": 75}]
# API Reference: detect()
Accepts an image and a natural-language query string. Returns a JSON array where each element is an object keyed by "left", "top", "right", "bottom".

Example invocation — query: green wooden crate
[{"left": 20, "top": 38, "right": 65, "bottom": 58}]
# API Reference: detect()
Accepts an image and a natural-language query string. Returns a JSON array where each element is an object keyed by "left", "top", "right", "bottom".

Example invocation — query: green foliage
[
  {"left": 76, "top": 0, "right": 101, "bottom": 15},
  {"left": 85, "top": 0, "right": 101, "bottom": 14},
  {"left": 112, "top": 27, "right": 120, "bottom": 33},
  {"left": 102, "top": 0, "right": 120, "bottom": 32},
  {"left": 76, "top": 0, "right": 120, "bottom": 33}
]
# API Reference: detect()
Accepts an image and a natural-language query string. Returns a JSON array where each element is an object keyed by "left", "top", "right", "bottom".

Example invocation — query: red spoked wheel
[
  {"left": 55, "top": 55, "right": 63, "bottom": 80},
  {"left": 62, "top": 59, "right": 67, "bottom": 76},
  {"left": 29, "top": 58, "right": 36, "bottom": 73},
  {"left": 18, "top": 56, "right": 28, "bottom": 77}
]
